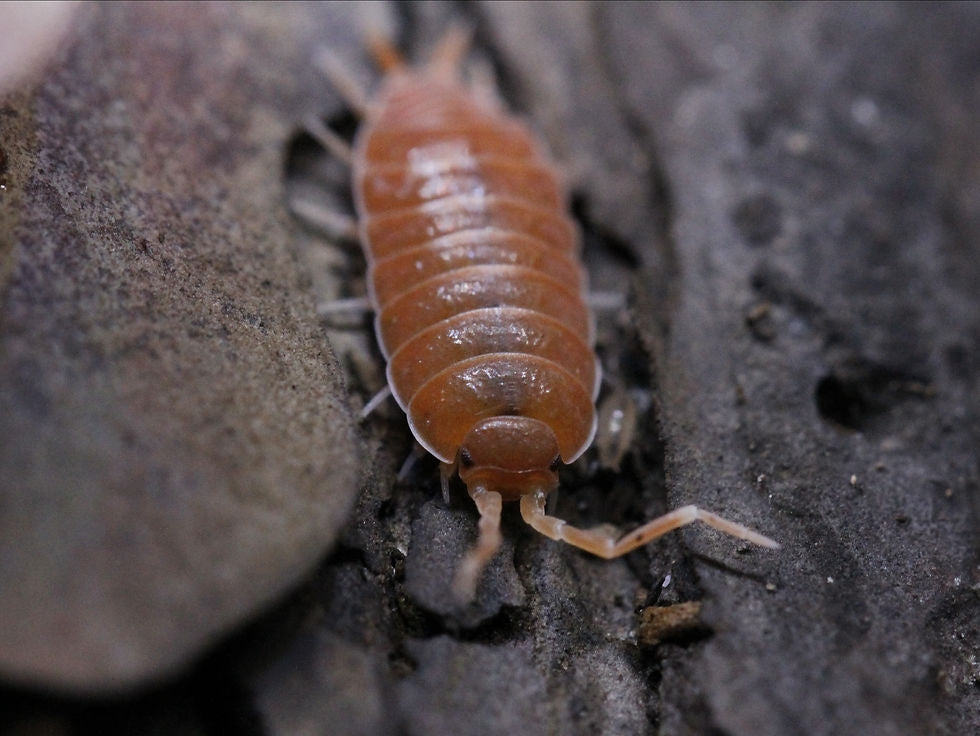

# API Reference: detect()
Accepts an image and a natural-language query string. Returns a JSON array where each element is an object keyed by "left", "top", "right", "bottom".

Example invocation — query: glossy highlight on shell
[{"left": 351, "top": 56, "right": 599, "bottom": 466}]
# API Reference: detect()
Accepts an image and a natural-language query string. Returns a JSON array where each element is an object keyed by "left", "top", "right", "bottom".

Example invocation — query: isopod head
[{"left": 457, "top": 416, "right": 560, "bottom": 502}]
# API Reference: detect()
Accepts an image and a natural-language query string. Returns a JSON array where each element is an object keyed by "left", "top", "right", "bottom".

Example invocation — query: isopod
[{"left": 312, "top": 28, "right": 778, "bottom": 599}]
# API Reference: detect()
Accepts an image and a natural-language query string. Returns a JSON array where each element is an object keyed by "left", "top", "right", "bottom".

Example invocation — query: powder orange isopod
[{"left": 308, "top": 27, "right": 778, "bottom": 599}]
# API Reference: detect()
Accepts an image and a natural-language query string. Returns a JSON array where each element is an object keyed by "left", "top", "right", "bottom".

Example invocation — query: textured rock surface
[
  {"left": 1, "top": 2, "right": 977, "bottom": 735},
  {"left": 0, "top": 3, "right": 364, "bottom": 691}
]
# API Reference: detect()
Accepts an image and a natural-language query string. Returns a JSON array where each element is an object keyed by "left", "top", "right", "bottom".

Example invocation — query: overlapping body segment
[
  {"left": 352, "top": 72, "right": 597, "bottom": 464},
  {"left": 368, "top": 228, "right": 585, "bottom": 305},
  {"left": 362, "top": 194, "right": 577, "bottom": 260}
]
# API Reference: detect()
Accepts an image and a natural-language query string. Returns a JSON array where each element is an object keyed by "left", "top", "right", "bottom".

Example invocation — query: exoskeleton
[{"left": 310, "top": 28, "right": 778, "bottom": 598}]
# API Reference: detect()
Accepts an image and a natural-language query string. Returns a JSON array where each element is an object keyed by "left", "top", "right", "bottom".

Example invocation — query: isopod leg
[
  {"left": 291, "top": 199, "right": 359, "bottom": 241},
  {"left": 519, "top": 490, "right": 780, "bottom": 559},
  {"left": 453, "top": 487, "right": 503, "bottom": 601},
  {"left": 316, "top": 296, "right": 372, "bottom": 315},
  {"left": 313, "top": 46, "right": 370, "bottom": 116},
  {"left": 303, "top": 114, "right": 353, "bottom": 165},
  {"left": 588, "top": 290, "right": 627, "bottom": 312},
  {"left": 359, "top": 385, "right": 393, "bottom": 419},
  {"left": 439, "top": 462, "right": 454, "bottom": 504},
  {"left": 467, "top": 55, "right": 503, "bottom": 112},
  {"left": 428, "top": 25, "right": 472, "bottom": 81}
]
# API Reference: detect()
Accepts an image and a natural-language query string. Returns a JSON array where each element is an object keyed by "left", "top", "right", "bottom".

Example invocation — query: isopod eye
[
  {"left": 460, "top": 448, "right": 475, "bottom": 468},
  {"left": 549, "top": 455, "right": 561, "bottom": 472}
]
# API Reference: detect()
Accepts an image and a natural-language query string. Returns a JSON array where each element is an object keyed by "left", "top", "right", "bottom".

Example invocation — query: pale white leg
[
  {"left": 594, "top": 386, "right": 638, "bottom": 473},
  {"left": 520, "top": 490, "right": 780, "bottom": 558},
  {"left": 588, "top": 290, "right": 627, "bottom": 311},
  {"left": 313, "top": 46, "right": 370, "bottom": 116},
  {"left": 453, "top": 487, "right": 503, "bottom": 601},
  {"left": 394, "top": 443, "right": 428, "bottom": 481},
  {"left": 316, "top": 296, "right": 372, "bottom": 316},
  {"left": 292, "top": 199, "right": 359, "bottom": 241},
  {"left": 359, "top": 385, "right": 392, "bottom": 419},
  {"left": 439, "top": 462, "right": 455, "bottom": 505},
  {"left": 428, "top": 25, "right": 472, "bottom": 81},
  {"left": 303, "top": 114, "right": 353, "bottom": 165},
  {"left": 467, "top": 55, "right": 503, "bottom": 112}
]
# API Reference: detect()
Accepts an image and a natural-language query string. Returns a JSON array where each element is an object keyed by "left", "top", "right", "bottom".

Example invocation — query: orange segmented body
[
  {"left": 351, "top": 49, "right": 599, "bottom": 476},
  {"left": 323, "top": 30, "right": 777, "bottom": 600}
]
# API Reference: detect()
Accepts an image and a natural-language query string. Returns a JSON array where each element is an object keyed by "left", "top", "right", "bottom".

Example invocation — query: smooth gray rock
[{"left": 0, "top": 2, "right": 366, "bottom": 692}]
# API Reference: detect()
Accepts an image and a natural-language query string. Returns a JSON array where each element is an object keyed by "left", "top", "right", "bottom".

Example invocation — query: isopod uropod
[{"left": 313, "top": 28, "right": 778, "bottom": 599}]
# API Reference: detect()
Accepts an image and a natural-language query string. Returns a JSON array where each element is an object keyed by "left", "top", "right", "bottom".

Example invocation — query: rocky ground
[{"left": 1, "top": 3, "right": 977, "bottom": 735}]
